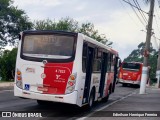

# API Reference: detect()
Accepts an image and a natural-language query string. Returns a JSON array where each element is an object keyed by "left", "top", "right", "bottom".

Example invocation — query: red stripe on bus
[
  {"left": 105, "top": 72, "right": 114, "bottom": 96},
  {"left": 43, "top": 62, "right": 73, "bottom": 94}
]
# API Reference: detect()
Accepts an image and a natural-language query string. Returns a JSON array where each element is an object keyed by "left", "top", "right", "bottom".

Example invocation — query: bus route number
[{"left": 55, "top": 69, "right": 65, "bottom": 74}]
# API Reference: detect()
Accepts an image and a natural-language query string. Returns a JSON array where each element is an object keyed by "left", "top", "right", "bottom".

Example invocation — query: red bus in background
[{"left": 118, "top": 62, "right": 143, "bottom": 87}]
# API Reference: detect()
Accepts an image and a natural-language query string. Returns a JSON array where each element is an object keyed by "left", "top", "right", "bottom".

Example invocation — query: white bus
[{"left": 14, "top": 30, "right": 119, "bottom": 107}]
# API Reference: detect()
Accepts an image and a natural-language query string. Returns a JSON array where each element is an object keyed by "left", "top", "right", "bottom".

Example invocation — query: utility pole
[
  {"left": 156, "top": 43, "right": 160, "bottom": 88},
  {"left": 140, "top": 0, "right": 155, "bottom": 94}
]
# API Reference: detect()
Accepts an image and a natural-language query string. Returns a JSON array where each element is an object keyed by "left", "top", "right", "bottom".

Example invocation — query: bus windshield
[
  {"left": 22, "top": 34, "right": 75, "bottom": 59},
  {"left": 122, "top": 63, "right": 141, "bottom": 71}
]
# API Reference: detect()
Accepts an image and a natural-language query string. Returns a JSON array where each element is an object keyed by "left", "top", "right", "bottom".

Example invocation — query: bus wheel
[{"left": 89, "top": 89, "right": 95, "bottom": 108}]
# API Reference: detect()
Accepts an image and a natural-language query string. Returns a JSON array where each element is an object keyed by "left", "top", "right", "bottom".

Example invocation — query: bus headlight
[
  {"left": 16, "top": 69, "right": 23, "bottom": 89},
  {"left": 65, "top": 73, "right": 77, "bottom": 94}
]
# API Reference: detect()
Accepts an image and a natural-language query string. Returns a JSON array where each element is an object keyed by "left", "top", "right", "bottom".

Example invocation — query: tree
[
  {"left": 34, "top": 17, "right": 110, "bottom": 45},
  {"left": 0, "top": 0, "right": 33, "bottom": 50},
  {"left": 34, "top": 18, "right": 79, "bottom": 32},
  {"left": 124, "top": 42, "right": 157, "bottom": 80},
  {"left": 0, "top": 48, "right": 17, "bottom": 81}
]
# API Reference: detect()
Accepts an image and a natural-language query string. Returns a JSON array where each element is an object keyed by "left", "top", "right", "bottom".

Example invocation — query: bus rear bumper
[
  {"left": 118, "top": 79, "right": 140, "bottom": 85},
  {"left": 14, "top": 84, "right": 79, "bottom": 106}
]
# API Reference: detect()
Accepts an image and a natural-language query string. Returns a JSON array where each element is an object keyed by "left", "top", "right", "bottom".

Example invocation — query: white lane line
[{"left": 76, "top": 89, "right": 138, "bottom": 120}]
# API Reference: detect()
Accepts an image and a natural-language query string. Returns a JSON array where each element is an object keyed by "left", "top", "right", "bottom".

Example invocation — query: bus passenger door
[
  {"left": 83, "top": 47, "right": 94, "bottom": 104},
  {"left": 112, "top": 56, "right": 118, "bottom": 92},
  {"left": 99, "top": 53, "right": 108, "bottom": 98}
]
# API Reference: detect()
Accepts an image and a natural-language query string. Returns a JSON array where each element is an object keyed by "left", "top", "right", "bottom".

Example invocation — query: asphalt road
[{"left": 0, "top": 84, "right": 139, "bottom": 120}]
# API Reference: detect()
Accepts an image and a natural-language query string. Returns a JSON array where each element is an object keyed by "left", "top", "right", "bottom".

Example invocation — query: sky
[{"left": 12, "top": 0, "right": 160, "bottom": 60}]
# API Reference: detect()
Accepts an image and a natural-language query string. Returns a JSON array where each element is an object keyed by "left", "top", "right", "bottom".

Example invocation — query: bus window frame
[
  {"left": 82, "top": 42, "right": 88, "bottom": 73},
  {"left": 20, "top": 31, "right": 78, "bottom": 63},
  {"left": 93, "top": 48, "right": 102, "bottom": 73}
]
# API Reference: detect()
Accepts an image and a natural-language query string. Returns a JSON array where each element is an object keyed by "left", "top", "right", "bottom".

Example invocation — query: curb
[{"left": 0, "top": 82, "right": 14, "bottom": 87}]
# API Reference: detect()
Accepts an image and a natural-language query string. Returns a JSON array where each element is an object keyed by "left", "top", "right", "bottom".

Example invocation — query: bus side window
[
  {"left": 93, "top": 48, "right": 102, "bottom": 72},
  {"left": 107, "top": 53, "right": 111, "bottom": 72},
  {"left": 82, "top": 43, "right": 87, "bottom": 72},
  {"left": 111, "top": 54, "right": 114, "bottom": 72}
]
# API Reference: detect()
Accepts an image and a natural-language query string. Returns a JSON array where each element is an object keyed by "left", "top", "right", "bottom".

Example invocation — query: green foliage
[
  {"left": 34, "top": 18, "right": 79, "bottom": 32},
  {"left": 124, "top": 42, "right": 158, "bottom": 79},
  {"left": 34, "top": 17, "right": 110, "bottom": 45},
  {"left": 148, "top": 53, "right": 158, "bottom": 80},
  {"left": 0, "top": 0, "right": 33, "bottom": 50},
  {"left": 0, "top": 48, "right": 17, "bottom": 81}
]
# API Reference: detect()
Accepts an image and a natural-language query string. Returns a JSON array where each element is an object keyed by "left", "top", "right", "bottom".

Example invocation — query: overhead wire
[
  {"left": 134, "top": 0, "right": 148, "bottom": 23},
  {"left": 121, "top": 0, "right": 148, "bottom": 28},
  {"left": 122, "top": 0, "right": 148, "bottom": 14},
  {"left": 126, "top": 0, "right": 146, "bottom": 27},
  {"left": 118, "top": 0, "right": 139, "bottom": 27}
]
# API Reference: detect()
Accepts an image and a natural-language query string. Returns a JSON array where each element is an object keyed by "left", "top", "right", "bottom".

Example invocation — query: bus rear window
[
  {"left": 122, "top": 63, "right": 141, "bottom": 71},
  {"left": 22, "top": 34, "right": 75, "bottom": 59}
]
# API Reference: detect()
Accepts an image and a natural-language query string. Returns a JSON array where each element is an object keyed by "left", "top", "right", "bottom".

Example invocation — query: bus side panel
[
  {"left": 105, "top": 72, "right": 114, "bottom": 96},
  {"left": 91, "top": 73, "right": 101, "bottom": 101},
  {"left": 103, "top": 73, "right": 108, "bottom": 97},
  {"left": 71, "top": 34, "right": 85, "bottom": 107}
]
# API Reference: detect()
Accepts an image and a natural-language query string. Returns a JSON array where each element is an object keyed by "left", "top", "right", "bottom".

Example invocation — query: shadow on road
[{"left": 118, "top": 83, "right": 140, "bottom": 88}]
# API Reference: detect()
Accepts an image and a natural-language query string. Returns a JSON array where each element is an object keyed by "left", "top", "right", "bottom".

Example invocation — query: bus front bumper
[{"left": 118, "top": 79, "right": 140, "bottom": 85}]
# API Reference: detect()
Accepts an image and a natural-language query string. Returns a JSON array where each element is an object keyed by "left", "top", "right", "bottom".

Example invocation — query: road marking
[{"left": 76, "top": 89, "right": 138, "bottom": 120}]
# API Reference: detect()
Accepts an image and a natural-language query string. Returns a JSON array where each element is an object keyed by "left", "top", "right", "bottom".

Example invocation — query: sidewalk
[
  {"left": 0, "top": 82, "right": 14, "bottom": 90},
  {"left": 85, "top": 87, "right": 160, "bottom": 120}
]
